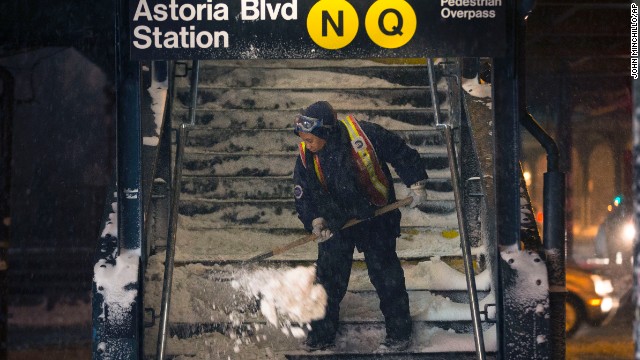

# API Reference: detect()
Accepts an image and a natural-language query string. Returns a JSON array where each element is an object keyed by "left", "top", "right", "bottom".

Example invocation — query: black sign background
[{"left": 129, "top": 0, "right": 506, "bottom": 60}]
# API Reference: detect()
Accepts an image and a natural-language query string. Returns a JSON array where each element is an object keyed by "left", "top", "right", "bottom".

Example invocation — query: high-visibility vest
[{"left": 298, "top": 115, "right": 390, "bottom": 206}]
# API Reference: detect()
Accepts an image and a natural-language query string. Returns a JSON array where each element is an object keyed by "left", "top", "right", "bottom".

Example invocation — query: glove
[
  {"left": 311, "top": 217, "right": 333, "bottom": 242},
  {"left": 408, "top": 180, "right": 428, "bottom": 208}
]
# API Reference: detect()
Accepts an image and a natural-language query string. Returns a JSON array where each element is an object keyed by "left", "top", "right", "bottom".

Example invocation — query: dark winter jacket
[{"left": 293, "top": 119, "right": 426, "bottom": 249}]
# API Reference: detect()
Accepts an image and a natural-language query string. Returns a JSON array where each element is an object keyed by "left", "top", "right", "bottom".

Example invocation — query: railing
[
  {"left": 428, "top": 58, "right": 486, "bottom": 360},
  {"left": 155, "top": 60, "right": 200, "bottom": 360}
]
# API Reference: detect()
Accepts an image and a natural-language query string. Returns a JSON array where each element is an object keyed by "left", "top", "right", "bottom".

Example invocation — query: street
[{"left": 566, "top": 283, "right": 634, "bottom": 360}]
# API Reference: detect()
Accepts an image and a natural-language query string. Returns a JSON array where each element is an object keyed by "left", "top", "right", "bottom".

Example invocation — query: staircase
[{"left": 143, "top": 59, "right": 495, "bottom": 359}]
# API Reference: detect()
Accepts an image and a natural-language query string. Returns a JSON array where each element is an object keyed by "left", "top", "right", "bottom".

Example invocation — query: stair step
[
  {"left": 184, "top": 63, "right": 438, "bottom": 88},
  {"left": 167, "top": 319, "right": 493, "bottom": 340},
  {"left": 181, "top": 128, "right": 446, "bottom": 153},
  {"left": 184, "top": 145, "right": 447, "bottom": 157},
  {"left": 180, "top": 177, "right": 454, "bottom": 201},
  {"left": 171, "top": 109, "right": 448, "bottom": 128},
  {"left": 181, "top": 153, "right": 449, "bottom": 177},
  {"left": 176, "top": 88, "right": 444, "bottom": 111},
  {"left": 177, "top": 200, "right": 456, "bottom": 230},
  {"left": 151, "top": 322, "right": 496, "bottom": 359},
  {"left": 285, "top": 352, "right": 497, "bottom": 360},
  {"left": 193, "top": 59, "right": 431, "bottom": 69},
  {"left": 171, "top": 225, "right": 472, "bottom": 263}
]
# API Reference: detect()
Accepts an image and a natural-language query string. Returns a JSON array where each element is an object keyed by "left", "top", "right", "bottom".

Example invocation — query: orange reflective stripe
[
  {"left": 313, "top": 154, "right": 327, "bottom": 191},
  {"left": 340, "top": 115, "right": 389, "bottom": 206}
]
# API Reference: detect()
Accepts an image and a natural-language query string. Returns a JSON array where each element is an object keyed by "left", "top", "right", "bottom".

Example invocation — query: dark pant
[{"left": 308, "top": 224, "right": 412, "bottom": 342}]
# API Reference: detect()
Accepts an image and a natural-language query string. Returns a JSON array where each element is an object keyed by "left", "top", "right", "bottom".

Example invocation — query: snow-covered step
[
  {"left": 177, "top": 200, "right": 456, "bottom": 229},
  {"left": 165, "top": 291, "right": 494, "bottom": 328},
  {"left": 176, "top": 88, "right": 440, "bottom": 112},
  {"left": 193, "top": 58, "right": 433, "bottom": 69},
  {"left": 144, "top": 254, "right": 495, "bottom": 359},
  {"left": 176, "top": 203, "right": 458, "bottom": 230},
  {"left": 180, "top": 177, "right": 453, "bottom": 201},
  {"left": 177, "top": 87, "right": 438, "bottom": 107},
  {"left": 171, "top": 109, "right": 446, "bottom": 128},
  {"left": 181, "top": 128, "right": 445, "bottom": 153},
  {"left": 181, "top": 153, "right": 449, "bottom": 177},
  {"left": 147, "top": 322, "right": 496, "bottom": 359},
  {"left": 145, "top": 257, "right": 492, "bottom": 325},
  {"left": 181, "top": 64, "right": 437, "bottom": 88},
  {"left": 168, "top": 318, "right": 493, "bottom": 342},
  {"left": 171, "top": 225, "right": 470, "bottom": 263}
]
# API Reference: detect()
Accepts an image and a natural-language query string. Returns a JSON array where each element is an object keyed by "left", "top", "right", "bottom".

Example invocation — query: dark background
[{"left": 0, "top": 0, "right": 632, "bottom": 358}]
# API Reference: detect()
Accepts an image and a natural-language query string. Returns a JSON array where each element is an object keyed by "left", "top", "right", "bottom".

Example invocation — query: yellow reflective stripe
[
  {"left": 342, "top": 117, "right": 360, "bottom": 140},
  {"left": 340, "top": 116, "right": 388, "bottom": 201},
  {"left": 300, "top": 141, "right": 326, "bottom": 188},
  {"left": 342, "top": 117, "right": 388, "bottom": 198},
  {"left": 299, "top": 142, "right": 307, "bottom": 168}
]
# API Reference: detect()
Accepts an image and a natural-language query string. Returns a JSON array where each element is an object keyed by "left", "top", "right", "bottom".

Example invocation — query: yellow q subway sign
[{"left": 307, "top": 0, "right": 417, "bottom": 50}]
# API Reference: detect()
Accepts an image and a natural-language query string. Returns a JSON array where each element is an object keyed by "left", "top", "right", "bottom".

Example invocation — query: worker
[{"left": 292, "top": 101, "right": 428, "bottom": 352}]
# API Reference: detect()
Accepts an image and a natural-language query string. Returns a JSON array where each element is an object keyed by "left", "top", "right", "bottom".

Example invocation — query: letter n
[{"left": 322, "top": 10, "right": 343, "bottom": 36}]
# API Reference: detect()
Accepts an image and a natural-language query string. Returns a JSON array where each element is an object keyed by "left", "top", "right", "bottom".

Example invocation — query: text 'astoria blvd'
[{"left": 132, "top": 0, "right": 298, "bottom": 49}]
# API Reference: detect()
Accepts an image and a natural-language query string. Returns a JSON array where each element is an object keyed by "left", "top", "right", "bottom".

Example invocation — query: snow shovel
[{"left": 244, "top": 196, "right": 414, "bottom": 264}]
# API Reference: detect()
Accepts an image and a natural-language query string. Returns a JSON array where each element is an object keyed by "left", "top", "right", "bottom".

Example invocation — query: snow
[
  {"left": 500, "top": 250, "right": 549, "bottom": 307},
  {"left": 94, "top": 199, "right": 142, "bottom": 322},
  {"left": 143, "top": 73, "right": 168, "bottom": 146},
  {"left": 230, "top": 266, "right": 326, "bottom": 334},
  {"left": 142, "top": 250, "right": 497, "bottom": 358},
  {"left": 462, "top": 75, "right": 492, "bottom": 100}
]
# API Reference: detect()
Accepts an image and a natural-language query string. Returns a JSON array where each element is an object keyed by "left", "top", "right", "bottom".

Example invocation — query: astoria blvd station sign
[{"left": 129, "top": 0, "right": 505, "bottom": 60}]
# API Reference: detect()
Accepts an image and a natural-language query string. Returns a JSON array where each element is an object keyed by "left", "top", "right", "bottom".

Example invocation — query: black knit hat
[{"left": 300, "top": 101, "right": 337, "bottom": 139}]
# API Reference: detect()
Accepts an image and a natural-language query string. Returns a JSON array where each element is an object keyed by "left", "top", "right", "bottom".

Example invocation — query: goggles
[{"left": 294, "top": 114, "right": 328, "bottom": 133}]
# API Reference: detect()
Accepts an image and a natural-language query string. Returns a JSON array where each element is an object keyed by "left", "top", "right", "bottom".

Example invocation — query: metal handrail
[
  {"left": 156, "top": 60, "right": 200, "bottom": 360},
  {"left": 428, "top": 58, "right": 486, "bottom": 360},
  {"left": 439, "top": 123, "right": 486, "bottom": 360},
  {"left": 156, "top": 123, "right": 190, "bottom": 360},
  {"left": 427, "top": 58, "right": 442, "bottom": 126}
]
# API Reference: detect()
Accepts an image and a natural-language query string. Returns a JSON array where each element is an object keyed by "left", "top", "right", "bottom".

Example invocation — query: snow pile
[
  {"left": 462, "top": 75, "right": 492, "bottom": 99},
  {"left": 231, "top": 265, "right": 327, "bottom": 337},
  {"left": 94, "top": 201, "right": 142, "bottom": 322},
  {"left": 94, "top": 249, "right": 140, "bottom": 312},
  {"left": 94, "top": 249, "right": 141, "bottom": 322},
  {"left": 403, "top": 256, "right": 492, "bottom": 291}
]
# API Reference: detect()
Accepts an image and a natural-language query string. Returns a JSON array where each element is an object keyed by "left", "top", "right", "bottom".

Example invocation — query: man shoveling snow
[{"left": 291, "top": 101, "right": 429, "bottom": 352}]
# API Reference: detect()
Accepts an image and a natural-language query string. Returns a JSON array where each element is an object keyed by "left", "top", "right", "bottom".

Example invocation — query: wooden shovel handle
[{"left": 244, "top": 197, "right": 413, "bottom": 263}]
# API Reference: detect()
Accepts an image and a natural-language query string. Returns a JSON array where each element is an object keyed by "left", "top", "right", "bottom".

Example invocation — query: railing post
[
  {"left": 438, "top": 123, "right": 486, "bottom": 360},
  {"left": 492, "top": 1, "right": 523, "bottom": 358},
  {"left": 92, "top": 0, "right": 142, "bottom": 357},
  {"left": 156, "top": 124, "right": 189, "bottom": 360},
  {"left": 187, "top": 60, "right": 200, "bottom": 126},
  {"left": 520, "top": 112, "right": 566, "bottom": 360}
]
